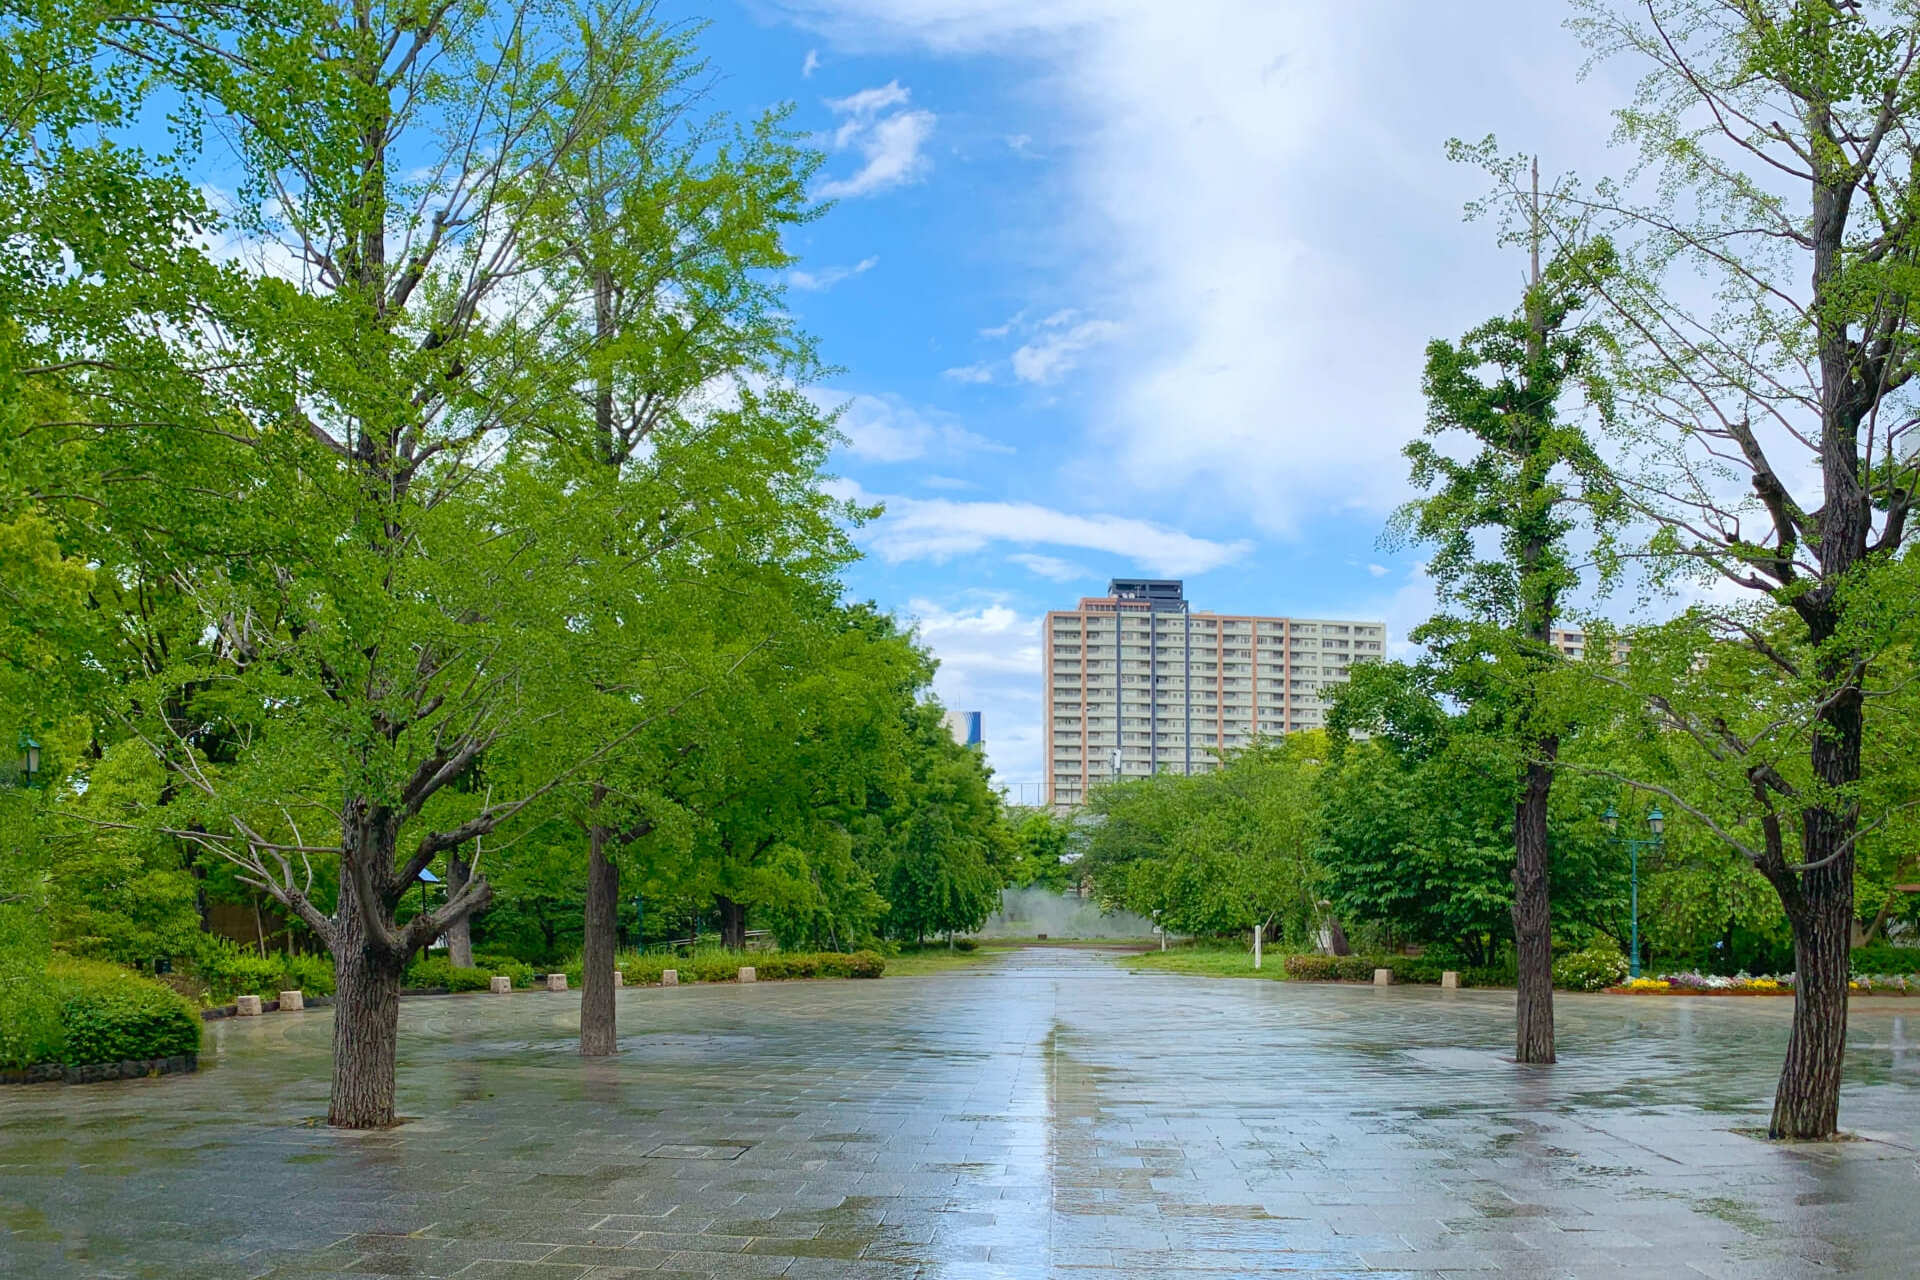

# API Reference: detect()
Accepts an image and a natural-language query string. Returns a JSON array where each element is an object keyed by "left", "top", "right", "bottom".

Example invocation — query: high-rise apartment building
[
  {"left": 1548, "top": 627, "right": 1630, "bottom": 664},
  {"left": 1043, "top": 579, "right": 1387, "bottom": 808}
]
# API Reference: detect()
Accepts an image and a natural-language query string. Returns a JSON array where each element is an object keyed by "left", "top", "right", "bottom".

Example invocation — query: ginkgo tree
[{"left": 5, "top": 0, "right": 856, "bottom": 1129}]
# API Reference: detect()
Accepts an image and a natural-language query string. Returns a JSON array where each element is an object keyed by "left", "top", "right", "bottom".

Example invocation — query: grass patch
[
  {"left": 883, "top": 946, "right": 1014, "bottom": 977},
  {"left": 1120, "top": 945, "right": 1282, "bottom": 980}
]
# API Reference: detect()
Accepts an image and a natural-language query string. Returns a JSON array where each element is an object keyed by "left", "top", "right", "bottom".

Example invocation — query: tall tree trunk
[
  {"left": 445, "top": 850, "right": 473, "bottom": 969},
  {"left": 1509, "top": 158, "right": 1557, "bottom": 1067},
  {"left": 716, "top": 895, "right": 746, "bottom": 950},
  {"left": 1768, "top": 686, "right": 1861, "bottom": 1139},
  {"left": 581, "top": 820, "right": 619, "bottom": 1057},
  {"left": 328, "top": 901, "right": 405, "bottom": 1128},
  {"left": 1771, "top": 889, "right": 1851, "bottom": 1139},
  {"left": 1512, "top": 741, "right": 1557, "bottom": 1064}
]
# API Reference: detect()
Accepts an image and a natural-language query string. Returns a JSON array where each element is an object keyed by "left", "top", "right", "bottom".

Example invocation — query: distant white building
[{"left": 943, "top": 710, "right": 983, "bottom": 749}]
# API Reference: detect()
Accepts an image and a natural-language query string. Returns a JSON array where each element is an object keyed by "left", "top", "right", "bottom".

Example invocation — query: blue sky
[
  {"left": 638, "top": 1, "right": 1650, "bottom": 798},
  {"left": 661, "top": 2, "right": 1648, "bottom": 799}
]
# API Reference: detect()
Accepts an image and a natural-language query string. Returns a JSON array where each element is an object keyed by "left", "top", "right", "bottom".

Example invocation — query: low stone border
[
  {"left": 1, "top": 1052, "right": 199, "bottom": 1086},
  {"left": 202, "top": 995, "right": 337, "bottom": 1020}
]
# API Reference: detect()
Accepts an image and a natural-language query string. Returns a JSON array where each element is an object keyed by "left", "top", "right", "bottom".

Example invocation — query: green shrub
[
  {"left": 25, "top": 958, "right": 201, "bottom": 1068},
  {"left": 612, "top": 949, "right": 884, "bottom": 983},
  {"left": 0, "top": 981, "right": 63, "bottom": 1070},
  {"left": 191, "top": 938, "right": 336, "bottom": 1004},
  {"left": 1282, "top": 954, "right": 1340, "bottom": 981},
  {"left": 616, "top": 953, "right": 672, "bottom": 985},
  {"left": 1553, "top": 941, "right": 1629, "bottom": 992},
  {"left": 1285, "top": 953, "right": 1477, "bottom": 985},
  {"left": 688, "top": 953, "right": 741, "bottom": 983},
  {"left": 473, "top": 953, "right": 538, "bottom": 988},
  {"left": 1383, "top": 956, "right": 1445, "bottom": 984},
  {"left": 402, "top": 956, "right": 495, "bottom": 992},
  {"left": 1851, "top": 943, "right": 1920, "bottom": 976}
]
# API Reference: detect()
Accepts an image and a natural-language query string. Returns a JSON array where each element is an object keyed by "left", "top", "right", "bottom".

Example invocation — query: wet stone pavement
[{"left": 4, "top": 948, "right": 1920, "bottom": 1279}]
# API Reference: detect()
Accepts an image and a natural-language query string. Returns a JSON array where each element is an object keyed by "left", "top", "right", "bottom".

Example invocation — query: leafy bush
[
  {"left": 1850, "top": 943, "right": 1920, "bottom": 977},
  {"left": 0, "top": 981, "right": 62, "bottom": 1071},
  {"left": 843, "top": 950, "right": 885, "bottom": 978},
  {"left": 1283, "top": 954, "right": 1381, "bottom": 982},
  {"left": 1382, "top": 956, "right": 1445, "bottom": 985},
  {"left": 755, "top": 954, "right": 819, "bottom": 980},
  {"left": 1282, "top": 954, "right": 1339, "bottom": 981},
  {"left": 616, "top": 953, "right": 673, "bottom": 985},
  {"left": 1553, "top": 941, "right": 1629, "bottom": 992},
  {"left": 1282, "top": 953, "right": 1506, "bottom": 986},
  {"left": 402, "top": 956, "right": 495, "bottom": 992},
  {"left": 1, "top": 958, "right": 203, "bottom": 1069},
  {"left": 613, "top": 949, "right": 884, "bottom": 984},
  {"left": 191, "top": 937, "right": 336, "bottom": 1004},
  {"left": 473, "top": 953, "right": 538, "bottom": 988}
]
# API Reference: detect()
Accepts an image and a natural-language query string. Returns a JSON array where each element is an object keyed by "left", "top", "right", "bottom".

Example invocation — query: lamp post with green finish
[{"left": 1603, "top": 804, "right": 1664, "bottom": 979}]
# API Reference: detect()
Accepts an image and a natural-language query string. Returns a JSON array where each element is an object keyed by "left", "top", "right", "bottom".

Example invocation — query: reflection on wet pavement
[{"left": 4, "top": 946, "right": 1919, "bottom": 1277}]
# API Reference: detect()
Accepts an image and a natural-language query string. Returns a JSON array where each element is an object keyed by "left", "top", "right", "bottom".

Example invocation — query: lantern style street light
[
  {"left": 16, "top": 732, "right": 41, "bottom": 788},
  {"left": 1603, "top": 804, "right": 1665, "bottom": 978}
]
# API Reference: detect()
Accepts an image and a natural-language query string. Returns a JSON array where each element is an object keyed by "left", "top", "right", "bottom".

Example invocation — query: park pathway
[{"left": 4, "top": 946, "right": 1920, "bottom": 1277}]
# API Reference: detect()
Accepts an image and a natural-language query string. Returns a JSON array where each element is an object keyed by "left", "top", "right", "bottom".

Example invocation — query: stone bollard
[
  {"left": 1372, "top": 968, "right": 1393, "bottom": 987},
  {"left": 1440, "top": 971, "right": 1460, "bottom": 990},
  {"left": 234, "top": 994, "right": 263, "bottom": 1016},
  {"left": 489, "top": 976, "right": 512, "bottom": 994},
  {"left": 661, "top": 969, "right": 679, "bottom": 986},
  {"left": 277, "top": 990, "right": 304, "bottom": 1012},
  {"left": 612, "top": 970, "right": 624, "bottom": 988},
  {"left": 546, "top": 973, "right": 568, "bottom": 992},
  {"left": 738, "top": 966, "right": 757, "bottom": 984}
]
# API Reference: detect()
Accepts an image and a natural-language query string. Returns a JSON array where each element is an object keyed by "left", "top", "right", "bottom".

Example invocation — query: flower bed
[{"left": 1606, "top": 971, "right": 1918, "bottom": 996}]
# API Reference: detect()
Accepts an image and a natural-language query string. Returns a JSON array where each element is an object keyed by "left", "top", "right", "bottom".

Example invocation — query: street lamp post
[
  {"left": 1603, "top": 804, "right": 1665, "bottom": 978},
  {"left": 16, "top": 732, "right": 42, "bottom": 788}
]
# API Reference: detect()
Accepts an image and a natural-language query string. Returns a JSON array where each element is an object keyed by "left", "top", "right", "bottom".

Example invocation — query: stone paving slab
[{"left": 4, "top": 948, "right": 1920, "bottom": 1277}]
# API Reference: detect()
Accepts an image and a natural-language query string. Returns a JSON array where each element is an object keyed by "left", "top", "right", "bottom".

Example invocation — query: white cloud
[
  {"left": 789, "top": 255, "right": 878, "bottom": 291},
  {"left": 942, "top": 362, "right": 995, "bottom": 383},
  {"left": 819, "top": 80, "right": 936, "bottom": 198},
  {"left": 1367, "top": 563, "right": 1389, "bottom": 578},
  {"left": 906, "top": 596, "right": 1046, "bottom": 794},
  {"left": 1006, "top": 133, "right": 1034, "bottom": 155},
  {"left": 826, "top": 80, "right": 912, "bottom": 116},
  {"left": 827, "top": 391, "right": 1011, "bottom": 462},
  {"left": 1010, "top": 317, "right": 1119, "bottom": 384},
  {"left": 768, "top": 0, "right": 1631, "bottom": 531},
  {"left": 840, "top": 479, "right": 1251, "bottom": 573},
  {"left": 802, "top": 48, "right": 822, "bottom": 76},
  {"left": 1008, "top": 552, "right": 1090, "bottom": 581}
]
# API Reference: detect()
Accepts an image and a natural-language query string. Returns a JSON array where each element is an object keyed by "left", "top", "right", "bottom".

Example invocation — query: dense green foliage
[
  {"left": 1552, "top": 942, "right": 1629, "bottom": 993},
  {"left": 2, "top": 958, "right": 202, "bottom": 1070},
  {"left": 0, "top": 0, "right": 1015, "bottom": 1122},
  {"left": 1082, "top": 736, "right": 1322, "bottom": 941}
]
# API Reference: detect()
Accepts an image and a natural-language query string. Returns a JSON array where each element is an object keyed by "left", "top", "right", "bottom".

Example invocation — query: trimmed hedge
[
  {"left": 1, "top": 959, "right": 203, "bottom": 1071},
  {"left": 1280, "top": 953, "right": 1509, "bottom": 988},
  {"left": 1851, "top": 943, "right": 1920, "bottom": 977},
  {"left": 617, "top": 949, "right": 885, "bottom": 985}
]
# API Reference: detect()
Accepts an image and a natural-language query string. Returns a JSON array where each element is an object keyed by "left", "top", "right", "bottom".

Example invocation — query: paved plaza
[{"left": 4, "top": 947, "right": 1920, "bottom": 1278}]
